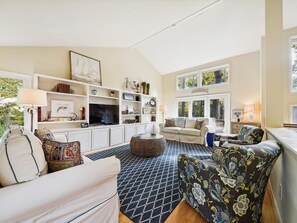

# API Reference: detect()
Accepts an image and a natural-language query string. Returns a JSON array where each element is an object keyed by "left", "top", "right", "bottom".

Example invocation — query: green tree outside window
[{"left": 0, "top": 77, "right": 24, "bottom": 137}]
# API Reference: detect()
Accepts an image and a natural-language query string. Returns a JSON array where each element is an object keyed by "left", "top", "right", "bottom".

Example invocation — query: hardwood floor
[{"left": 119, "top": 186, "right": 279, "bottom": 223}]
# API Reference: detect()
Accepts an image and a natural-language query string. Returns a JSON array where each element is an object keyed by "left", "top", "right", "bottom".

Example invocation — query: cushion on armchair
[{"left": 178, "top": 140, "right": 281, "bottom": 223}]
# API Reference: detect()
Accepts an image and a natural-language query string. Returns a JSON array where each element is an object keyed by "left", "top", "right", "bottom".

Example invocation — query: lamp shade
[
  {"left": 159, "top": 105, "right": 167, "bottom": 112},
  {"left": 17, "top": 88, "right": 47, "bottom": 107},
  {"left": 244, "top": 104, "right": 255, "bottom": 113}
]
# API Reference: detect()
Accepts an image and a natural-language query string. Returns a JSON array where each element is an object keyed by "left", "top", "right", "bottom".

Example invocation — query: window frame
[
  {"left": 200, "top": 64, "right": 230, "bottom": 88},
  {"left": 0, "top": 70, "right": 32, "bottom": 131},
  {"left": 290, "top": 36, "right": 297, "bottom": 93},
  {"left": 176, "top": 64, "right": 230, "bottom": 91},
  {"left": 290, "top": 104, "right": 297, "bottom": 123}
]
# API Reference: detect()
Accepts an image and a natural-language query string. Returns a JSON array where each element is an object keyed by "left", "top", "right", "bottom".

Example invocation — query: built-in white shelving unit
[{"left": 33, "top": 73, "right": 158, "bottom": 152}]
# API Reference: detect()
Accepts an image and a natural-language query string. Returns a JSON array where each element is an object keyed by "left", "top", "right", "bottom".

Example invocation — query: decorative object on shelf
[
  {"left": 80, "top": 107, "right": 85, "bottom": 120},
  {"left": 159, "top": 104, "right": 167, "bottom": 123},
  {"left": 123, "top": 119, "right": 136, "bottom": 124},
  {"left": 17, "top": 88, "right": 47, "bottom": 132},
  {"left": 81, "top": 122, "right": 89, "bottom": 128},
  {"left": 70, "top": 112, "right": 78, "bottom": 121},
  {"left": 146, "top": 83, "right": 150, "bottom": 95},
  {"left": 57, "top": 83, "right": 70, "bottom": 93},
  {"left": 70, "top": 51, "right": 102, "bottom": 85},
  {"left": 143, "top": 107, "right": 150, "bottom": 114},
  {"left": 135, "top": 96, "right": 140, "bottom": 101},
  {"left": 244, "top": 104, "right": 255, "bottom": 121},
  {"left": 232, "top": 109, "right": 244, "bottom": 122},
  {"left": 123, "top": 93, "right": 134, "bottom": 100},
  {"left": 51, "top": 100, "right": 74, "bottom": 117},
  {"left": 122, "top": 110, "right": 127, "bottom": 115},
  {"left": 110, "top": 91, "right": 115, "bottom": 97},
  {"left": 149, "top": 98, "right": 156, "bottom": 107},
  {"left": 150, "top": 108, "right": 156, "bottom": 114},
  {"left": 92, "top": 89, "right": 97, "bottom": 95},
  {"left": 151, "top": 116, "right": 156, "bottom": 122},
  {"left": 122, "top": 78, "right": 139, "bottom": 92},
  {"left": 127, "top": 105, "right": 134, "bottom": 114},
  {"left": 141, "top": 82, "right": 146, "bottom": 94}
]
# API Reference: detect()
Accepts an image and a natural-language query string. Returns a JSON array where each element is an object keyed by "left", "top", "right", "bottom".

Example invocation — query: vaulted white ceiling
[{"left": 0, "top": 0, "right": 296, "bottom": 74}]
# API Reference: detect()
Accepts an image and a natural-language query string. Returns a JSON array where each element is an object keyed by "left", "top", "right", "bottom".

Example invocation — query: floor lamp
[
  {"left": 17, "top": 88, "right": 47, "bottom": 132},
  {"left": 159, "top": 105, "right": 167, "bottom": 123}
]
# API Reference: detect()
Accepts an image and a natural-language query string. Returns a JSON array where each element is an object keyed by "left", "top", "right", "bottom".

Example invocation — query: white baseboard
[{"left": 268, "top": 181, "right": 282, "bottom": 223}]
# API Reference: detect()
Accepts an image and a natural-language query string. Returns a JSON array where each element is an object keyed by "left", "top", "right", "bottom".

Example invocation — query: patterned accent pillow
[
  {"left": 34, "top": 128, "right": 55, "bottom": 142},
  {"left": 165, "top": 119, "right": 175, "bottom": 127},
  {"left": 195, "top": 120, "right": 204, "bottom": 130},
  {"left": 42, "top": 139, "right": 83, "bottom": 173}
]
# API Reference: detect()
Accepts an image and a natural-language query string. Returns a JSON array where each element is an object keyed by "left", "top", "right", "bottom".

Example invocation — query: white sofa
[
  {"left": 159, "top": 117, "right": 209, "bottom": 144},
  {"left": 0, "top": 129, "right": 121, "bottom": 223}
]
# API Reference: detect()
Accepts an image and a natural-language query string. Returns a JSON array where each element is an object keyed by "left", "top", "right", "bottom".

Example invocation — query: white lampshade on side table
[{"left": 17, "top": 88, "right": 47, "bottom": 132}]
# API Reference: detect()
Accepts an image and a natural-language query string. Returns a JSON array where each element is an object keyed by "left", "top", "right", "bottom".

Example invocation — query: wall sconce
[{"left": 244, "top": 104, "right": 255, "bottom": 121}]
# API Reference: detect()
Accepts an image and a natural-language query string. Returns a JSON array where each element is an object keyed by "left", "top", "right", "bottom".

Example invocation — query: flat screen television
[{"left": 89, "top": 104, "right": 119, "bottom": 125}]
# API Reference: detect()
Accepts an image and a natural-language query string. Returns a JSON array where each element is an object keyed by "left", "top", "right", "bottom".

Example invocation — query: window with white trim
[
  {"left": 291, "top": 37, "right": 297, "bottom": 92},
  {"left": 177, "top": 72, "right": 198, "bottom": 90},
  {"left": 175, "top": 93, "right": 230, "bottom": 133},
  {"left": 290, "top": 105, "right": 297, "bottom": 123},
  {"left": 0, "top": 71, "right": 31, "bottom": 137},
  {"left": 176, "top": 64, "right": 229, "bottom": 90}
]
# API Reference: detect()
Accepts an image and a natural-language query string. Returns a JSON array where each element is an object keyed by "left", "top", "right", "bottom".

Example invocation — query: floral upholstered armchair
[
  {"left": 178, "top": 140, "right": 281, "bottom": 223},
  {"left": 215, "top": 125, "right": 264, "bottom": 147}
]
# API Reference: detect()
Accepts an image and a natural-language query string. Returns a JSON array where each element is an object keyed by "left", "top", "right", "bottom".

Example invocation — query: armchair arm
[
  {"left": 200, "top": 125, "right": 209, "bottom": 137},
  {"left": 0, "top": 156, "right": 121, "bottom": 222}
]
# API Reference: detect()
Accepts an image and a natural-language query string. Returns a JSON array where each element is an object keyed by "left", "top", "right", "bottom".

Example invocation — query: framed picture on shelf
[
  {"left": 123, "top": 93, "right": 134, "bottom": 101},
  {"left": 70, "top": 51, "right": 102, "bottom": 85},
  {"left": 51, "top": 100, "right": 74, "bottom": 117}
]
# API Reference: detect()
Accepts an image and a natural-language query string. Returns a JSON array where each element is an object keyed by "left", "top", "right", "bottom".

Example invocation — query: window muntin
[
  {"left": 291, "top": 38, "right": 297, "bottom": 92},
  {"left": 201, "top": 66, "right": 229, "bottom": 86},
  {"left": 176, "top": 65, "right": 229, "bottom": 90}
]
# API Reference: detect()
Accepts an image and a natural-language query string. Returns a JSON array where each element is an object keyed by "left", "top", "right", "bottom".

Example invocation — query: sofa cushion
[
  {"left": 0, "top": 129, "right": 48, "bottom": 187},
  {"left": 175, "top": 117, "right": 186, "bottom": 128},
  {"left": 42, "top": 139, "right": 83, "bottom": 173},
  {"left": 162, "top": 127, "right": 181, "bottom": 134},
  {"left": 180, "top": 128, "right": 201, "bottom": 136},
  {"left": 185, "top": 119, "right": 196, "bottom": 128},
  {"left": 34, "top": 128, "right": 55, "bottom": 142},
  {"left": 195, "top": 120, "right": 204, "bottom": 130},
  {"left": 165, "top": 118, "right": 175, "bottom": 127}
]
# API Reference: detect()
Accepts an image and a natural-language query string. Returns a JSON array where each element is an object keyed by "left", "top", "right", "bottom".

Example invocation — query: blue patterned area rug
[{"left": 87, "top": 140, "right": 213, "bottom": 223}]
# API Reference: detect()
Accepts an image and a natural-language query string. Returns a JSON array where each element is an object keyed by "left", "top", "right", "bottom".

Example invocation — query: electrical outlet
[{"left": 279, "top": 184, "right": 282, "bottom": 200}]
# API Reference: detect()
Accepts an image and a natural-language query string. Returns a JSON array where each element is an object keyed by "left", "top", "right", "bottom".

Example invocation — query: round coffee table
[{"left": 130, "top": 134, "right": 166, "bottom": 157}]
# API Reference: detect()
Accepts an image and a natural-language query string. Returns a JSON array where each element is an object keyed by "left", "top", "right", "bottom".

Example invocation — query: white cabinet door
[
  {"left": 110, "top": 126, "right": 125, "bottom": 146},
  {"left": 92, "top": 128, "right": 110, "bottom": 150},
  {"left": 67, "top": 130, "right": 92, "bottom": 153},
  {"left": 136, "top": 124, "right": 146, "bottom": 134},
  {"left": 125, "top": 125, "right": 136, "bottom": 143}
]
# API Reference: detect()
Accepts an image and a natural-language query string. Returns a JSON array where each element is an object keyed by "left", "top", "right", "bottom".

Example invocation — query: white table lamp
[{"left": 17, "top": 88, "right": 47, "bottom": 132}]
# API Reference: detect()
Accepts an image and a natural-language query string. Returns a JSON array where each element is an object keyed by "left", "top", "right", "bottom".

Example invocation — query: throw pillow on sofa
[
  {"left": 42, "top": 139, "right": 83, "bottom": 173},
  {"left": 165, "top": 118, "right": 175, "bottom": 127},
  {"left": 0, "top": 129, "right": 48, "bottom": 187},
  {"left": 175, "top": 117, "right": 186, "bottom": 128},
  {"left": 185, "top": 119, "right": 196, "bottom": 128},
  {"left": 195, "top": 120, "right": 204, "bottom": 130},
  {"left": 34, "top": 128, "right": 55, "bottom": 142}
]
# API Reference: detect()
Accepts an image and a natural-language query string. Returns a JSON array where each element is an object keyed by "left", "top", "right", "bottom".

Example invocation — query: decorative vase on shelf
[
  {"left": 141, "top": 82, "right": 146, "bottom": 94},
  {"left": 146, "top": 83, "right": 150, "bottom": 95}
]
